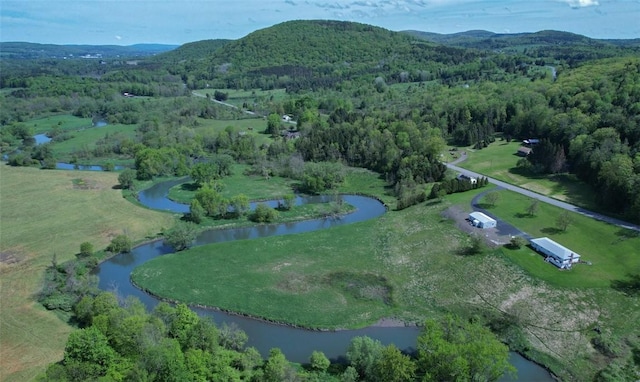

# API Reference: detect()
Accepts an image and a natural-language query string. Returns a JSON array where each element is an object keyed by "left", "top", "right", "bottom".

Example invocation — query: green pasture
[
  {"left": 25, "top": 115, "right": 93, "bottom": 134},
  {"left": 483, "top": 189, "right": 640, "bottom": 288},
  {"left": 0, "top": 166, "right": 172, "bottom": 381},
  {"left": 168, "top": 164, "right": 296, "bottom": 203},
  {"left": 48, "top": 123, "right": 137, "bottom": 159},
  {"left": 193, "top": 88, "right": 289, "bottom": 108},
  {"left": 194, "top": 117, "right": 273, "bottom": 146},
  {"left": 459, "top": 140, "right": 598, "bottom": 210},
  {"left": 168, "top": 165, "right": 391, "bottom": 205}
]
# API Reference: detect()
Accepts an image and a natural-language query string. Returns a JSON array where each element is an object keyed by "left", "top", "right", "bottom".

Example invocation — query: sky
[{"left": 1, "top": 0, "right": 639, "bottom": 46}]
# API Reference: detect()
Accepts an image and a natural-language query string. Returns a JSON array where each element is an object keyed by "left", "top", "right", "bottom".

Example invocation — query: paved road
[{"left": 446, "top": 153, "right": 640, "bottom": 232}]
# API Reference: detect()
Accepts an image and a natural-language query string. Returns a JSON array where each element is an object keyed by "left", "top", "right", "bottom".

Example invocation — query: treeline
[
  {"left": 42, "top": 288, "right": 513, "bottom": 382},
  {"left": 37, "top": 239, "right": 513, "bottom": 382}
]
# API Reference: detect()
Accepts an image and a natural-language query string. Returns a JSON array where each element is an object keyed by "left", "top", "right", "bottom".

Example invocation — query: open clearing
[
  {"left": 0, "top": 166, "right": 173, "bottom": 381},
  {"left": 458, "top": 140, "right": 599, "bottom": 211}
]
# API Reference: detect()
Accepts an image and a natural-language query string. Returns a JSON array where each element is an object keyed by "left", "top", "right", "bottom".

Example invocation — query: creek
[{"left": 95, "top": 178, "right": 553, "bottom": 381}]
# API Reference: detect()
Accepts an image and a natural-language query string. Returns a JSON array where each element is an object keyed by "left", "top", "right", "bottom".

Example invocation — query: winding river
[{"left": 95, "top": 178, "right": 553, "bottom": 381}]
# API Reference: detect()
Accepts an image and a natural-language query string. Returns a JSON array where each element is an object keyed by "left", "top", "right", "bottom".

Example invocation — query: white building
[
  {"left": 530, "top": 237, "right": 581, "bottom": 269},
  {"left": 468, "top": 211, "right": 497, "bottom": 229}
]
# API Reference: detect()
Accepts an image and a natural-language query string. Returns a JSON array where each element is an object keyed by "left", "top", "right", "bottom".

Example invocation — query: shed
[
  {"left": 468, "top": 211, "right": 497, "bottom": 229},
  {"left": 530, "top": 237, "right": 580, "bottom": 269},
  {"left": 517, "top": 147, "right": 532, "bottom": 156}
]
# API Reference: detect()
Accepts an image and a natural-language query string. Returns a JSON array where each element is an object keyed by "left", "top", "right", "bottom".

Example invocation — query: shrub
[
  {"left": 250, "top": 203, "right": 278, "bottom": 223},
  {"left": 79, "top": 242, "right": 94, "bottom": 257},
  {"left": 107, "top": 234, "right": 132, "bottom": 254},
  {"left": 508, "top": 236, "right": 527, "bottom": 249}
]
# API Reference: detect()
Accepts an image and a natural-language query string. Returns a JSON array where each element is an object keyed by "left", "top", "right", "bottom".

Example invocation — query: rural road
[
  {"left": 447, "top": 153, "right": 640, "bottom": 232},
  {"left": 191, "top": 91, "right": 257, "bottom": 115}
]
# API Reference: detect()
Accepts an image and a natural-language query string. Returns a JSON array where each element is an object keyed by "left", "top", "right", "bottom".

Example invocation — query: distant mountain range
[
  {"left": 0, "top": 42, "right": 179, "bottom": 59},
  {"left": 402, "top": 29, "right": 640, "bottom": 50},
  {"left": 2, "top": 25, "right": 638, "bottom": 63}
]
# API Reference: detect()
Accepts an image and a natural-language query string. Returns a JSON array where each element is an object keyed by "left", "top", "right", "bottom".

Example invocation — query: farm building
[
  {"left": 468, "top": 211, "right": 497, "bottom": 229},
  {"left": 457, "top": 174, "right": 477, "bottom": 185},
  {"left": 530, "top": 237, "right": 581, "bottom": 269},
  {"left": 517, "top": 146, "right": 532, "bottom": 156}
]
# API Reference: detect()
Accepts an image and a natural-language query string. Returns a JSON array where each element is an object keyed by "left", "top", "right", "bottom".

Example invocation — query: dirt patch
[
  {"left": 71, "top": 178, "right": 99, "bottom": 190},
  {"left": 442, "top": 206, "right": 512, "bottom": 247},
  {"left": 0, "top": 251, "right": 21, "bottom": 265}
]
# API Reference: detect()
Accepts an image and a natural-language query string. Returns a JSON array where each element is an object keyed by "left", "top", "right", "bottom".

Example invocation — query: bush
[
  {"left": 250, "top": 203, "right": 278, "bottom": 223},
  {"left": 107, "top": 234, "right": 132, "bottom": 254},
  {"left": 79, "top": 242, "right": 94, "bottom": 257},
  {"left": 508, "top": 236, "right": 527, "bottom": 249},
  {"left": 164, "top": 222, "right": 197, "bottom": 251}
]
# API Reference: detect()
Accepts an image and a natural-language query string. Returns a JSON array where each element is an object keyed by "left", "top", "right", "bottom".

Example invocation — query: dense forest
[{"left": 2, "top": 19, "right": 640, "bottom": 381}]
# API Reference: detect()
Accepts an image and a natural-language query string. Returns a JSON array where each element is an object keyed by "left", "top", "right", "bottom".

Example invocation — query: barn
[
  {"left": 468, "top": 211, "right": 497, "bottom": 229},
  {"left": 530, "top": 237, "right": 581, "bottom": 269}
]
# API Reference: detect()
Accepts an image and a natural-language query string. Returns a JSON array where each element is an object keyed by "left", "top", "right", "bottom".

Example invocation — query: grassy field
[
  {"left": 194, "top": 117, "right": 273, "bottom": 146},
  {"left": 482, "top": 190, "right": 640, "bottom": 288},
  {"left": 192, "top": 88, "right": 289, "bottom": 109},
  {"left": 168, "top": 165, "right": 392, "bottom": 205},
  {"left": 0, "top": 166, "right": 173, "bottom": 381},
  {"left": 458, "top": 140, "right": 599, "bottom": 210},
  {"left": 49, "top": 123, "right": 137, "bottom": 159},
  {"left": 25, "top": 115, "right": 94, "bottom": 134},
  {"left": 3, "top": 163, "right": 638, "bottom": 381},
  {"left": 132, "top": 180, "right": 640, "bottom": 380}
]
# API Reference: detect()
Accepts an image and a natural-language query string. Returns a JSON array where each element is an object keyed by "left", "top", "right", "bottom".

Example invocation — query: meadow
[
  {"left": 2, "top": 162, "right": 638, "bottom": 381},
  {"left": 483, "top": 189, "right": 640, "bottom": 288},
  {"left": 458, "top": 140, "right": 599, "bottom": 211},
  {"left": 0, "top": 166, "right": 173, "bottom": 381}
]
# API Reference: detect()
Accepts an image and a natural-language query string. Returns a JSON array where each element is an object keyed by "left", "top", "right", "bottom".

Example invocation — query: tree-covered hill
[
  {"left": 403, "top": 29, "right": 640, "bottom": 65},
  {"left": 170, "top": 20, "right": 500, "bottom": 90},
  {"left": 151, "top": 39, "right": 231, "bottom": 63}
]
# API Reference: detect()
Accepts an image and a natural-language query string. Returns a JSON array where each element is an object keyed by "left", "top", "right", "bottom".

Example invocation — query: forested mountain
[
  {"left": 151, "top": 39, "right": 231, "bottom": 63},
  {"left": 404, "top": 29, "right": 640, "bottom": 65},
  {"left": 167, "top": 20, "right": 506, "bottom": 90},
  {"left": 0, "top": 42, "right": 178, "bottom": 59}
]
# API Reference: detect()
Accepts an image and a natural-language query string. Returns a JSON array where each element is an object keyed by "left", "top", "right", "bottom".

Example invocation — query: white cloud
[
  {"left": 562, "top": 0, "right": 599, "bottom": 8},
  {"left": 115, "top": 35, "right": 122, "bottom": 40}
]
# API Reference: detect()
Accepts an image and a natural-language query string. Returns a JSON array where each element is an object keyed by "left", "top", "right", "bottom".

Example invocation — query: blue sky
[{"left": 1, "top": 0, "right": 638, "bottom": 45}]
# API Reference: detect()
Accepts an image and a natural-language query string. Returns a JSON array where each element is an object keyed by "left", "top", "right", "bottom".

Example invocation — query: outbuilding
[
  {"left": 530, "top": 237, "right": 581, "bottom": 269},
  {"left": 468, "top": 211, "right": 497, "bottom": 229}
]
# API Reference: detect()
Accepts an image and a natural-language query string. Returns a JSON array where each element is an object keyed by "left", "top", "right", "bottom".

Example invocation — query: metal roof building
[
  {"left": 530, "top": 237, "right": 581, "bottom": 269},
  {"left": 468, "top": 211, "right": 497, "bottom": 229}
]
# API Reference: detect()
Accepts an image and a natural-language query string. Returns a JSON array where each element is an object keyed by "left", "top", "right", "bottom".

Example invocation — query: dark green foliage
[
  {"left": 372, "top": 345, "right": 416, "bottom": 382},
  {"left": 79, "top": 242, "right": 93, "bottom": 257},
  {"left": 416, "top": 315, "right": 515, "bottom": 382},
  {"left": 346, "top": 336, "right": 384, "bottom": 380},
  {"left": 118, "top": 169, "right": 136, "bottom": 190},
  {"left": 460, "top": 234, "right": 485, "bottom": 256},
  {"left": 508, "top": 236, "right": 527, "bottom": 249},
  {"left": 194, "top": 183, "right": 229, "bottom": 218},
  {"left": 250, "top": 203, "right": 278, "bottom": 223},
  {"left": 63, "top": 326, "right": 116, "bottom": 380},
  {"left": 280, "top": 194, "right": 296, "bottom": 211},
  {"left": 164, "top": 221, "right": 198, "bottom": 251},
  {"left": 301, "top": 162, "right": 345, "bottom": 194},
  {"left": 309, "top": 351, "right": 330, "bottom": 373},
  {"left": 38, "top": 255, "right": 99, "bottom": 312},
  {"left": 107, "top": 234, "right": 132, "bottom": 254},
  {"left": 189, "top": 199, "right": 205, "bottom": 224}
]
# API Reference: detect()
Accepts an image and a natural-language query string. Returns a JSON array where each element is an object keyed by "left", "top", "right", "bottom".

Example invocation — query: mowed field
[
  {"left": 458, "top": 140, "right": 599, "bottom": 211},
  {"left": 0, "top": 166, "right": 173, "bottom": 381}
]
